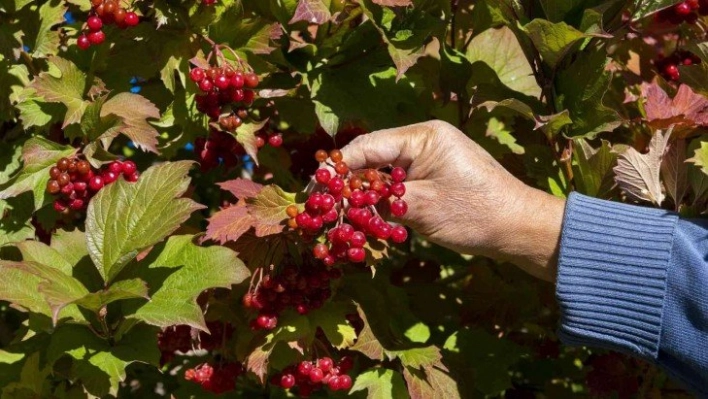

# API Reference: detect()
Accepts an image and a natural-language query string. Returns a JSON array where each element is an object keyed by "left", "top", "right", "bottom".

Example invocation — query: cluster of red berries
[
  {"left": 271, "top": 356, "right": 354, "bottom": 395},
  {"left": 190, "top": 64, "right": 259, "bottom": 124},
  {"left": 655, "top": 0, "right": 708, "bottom": 25},
  {"left": 195, "top": 128, "right": 282, "bottom": 171},
  {"left": 656, "top": 50, "right": 702, "bottom": 81},
  {"left": 288, "top": 149, "right": 409, "bottom": 265},
  {"left": 202, "top": 0, "right": 217, "bottom": 4},
  {"left": 184, "top": 361, "right": 244, "bottom": 394},
  {"left": 157, "top": 321, "right": 234, "bottom": 365},
  {"left": 77, "top": 0, "right": 140, "bottom": 50},
  {"left": 46, "top": 158, "right": 138, "bottom": 214},
  {"left": 243, "top": 262, "right": 342, "bottom": 331}
]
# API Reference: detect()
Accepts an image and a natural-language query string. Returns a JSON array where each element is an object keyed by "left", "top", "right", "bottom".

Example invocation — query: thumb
[{"left": 340, "top": 123, "right": 429, "bottom": 172}]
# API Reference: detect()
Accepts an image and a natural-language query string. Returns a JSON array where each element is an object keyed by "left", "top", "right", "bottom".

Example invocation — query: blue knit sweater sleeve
[{"left": 556, "top": 192, "right": 708, "bottom": 396}]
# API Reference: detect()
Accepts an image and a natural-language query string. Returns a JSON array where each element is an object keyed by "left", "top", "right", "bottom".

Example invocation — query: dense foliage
[{"left": 0, "top": 0, "right": 706, "bottom": 397}]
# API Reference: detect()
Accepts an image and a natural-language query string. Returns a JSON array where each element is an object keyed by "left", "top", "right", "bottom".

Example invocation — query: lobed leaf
[{"left": 85, "top": 161, "right": 205, "bottom": 283}]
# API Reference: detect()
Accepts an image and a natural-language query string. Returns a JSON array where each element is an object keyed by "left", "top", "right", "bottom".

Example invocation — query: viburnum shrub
[{"left": 0, "top": 0, "right": 706, "bottom": 398}]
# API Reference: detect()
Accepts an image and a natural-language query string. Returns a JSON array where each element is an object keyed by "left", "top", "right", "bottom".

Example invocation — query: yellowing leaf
[
  {"left": 31, "top": 57, "right": 88, "bottom": 127},
  {"left": 205, "top": 205, "right": 255, "bottom": 244},
  {"left": 246, "top": 185, "right": 297, "bottom": 237},
  {"left": 613, "top": 128, "right": 672, "bottom": 205},
  {"left": 289, "top": 0, "right": 332, "bottom": 25},
  {"left": 99, "top": 93, "right": 161, "bottom": 153}
]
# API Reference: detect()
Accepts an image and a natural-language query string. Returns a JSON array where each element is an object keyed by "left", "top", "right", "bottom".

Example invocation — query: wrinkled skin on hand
[{"left": 342, "top": 121, "right": 566, "bottom": 282}]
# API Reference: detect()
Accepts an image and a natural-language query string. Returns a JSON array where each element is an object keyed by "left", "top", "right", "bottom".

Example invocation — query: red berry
[
  {"left": 391, "top": 225, "right": 408, "bottom": 243},
  {"left": 102, "top": 171, "right": 118, "bottom": 184},
  {"left": 88, "top": 30, "right": 105, "bottom": 45},
  {"left": 350, "top": 231, "right": 366, "bottom": 247},
  {"left": 327, "top": 376, "right": 341, "bottom": 391},
  {"left": 125, "top": 172, "right": 139, "bottom": 182},
  {"left": 230, "top": 72, "right": 244, "bottom": 88},
  {"left": 676, "top": 2, "right": 693, "bottom": 14},
  {"left": 298, "top": 361, "right": 313, "bottom": 376},
  {"left": 214, "top": 74, "right": 230, "bottom": 90},
  {"left": 318, "top": 357, "right": 333, "bottom": 373},
  {"left": 243, "top": 89, "right": 255, "bottom": 104},
  {"left": 198, "top": 78, "right": 214, "bottom": 92},
  {"left": 390, "top": 199, "right": 408, "bottom": 217},
  {"left": 89, "top": 176, "right": 104, "bottom": 191},
  {"left": 347, "top": 247, "right": 366, "bottom": 263},
  {"left": 53, "top": 199, "right": 68, "bottom": 212},
  {"left": 280, "top": 374, "right": 296, "bottom": 389},
  {"left": 391, "top": 166, "right": 406, "bottom": 182},
  {"left": 69, "top": 198, "right": 85, "bottom": 211},
  {"left": 87, "top": 16, "right": 103, "bottom": 31},
  {"left": 77, "top": 34, "right": 91, "bottom": 50},
  {"left": 108, "top": 161, "right": 123, "bottom": 174},
  {"left": 189, "top": 68, "right": 205, "bottom": 82},
  {"left": 338, "top": 374, "right": 353, "bottom": 390},
  {"left": 121, "top": 160, "right": 137, "bottom": 175},
  {"left": 390, "top": 182, "right": 406, "bottom": 197},
  {"left": 73, "top": 181, "right": 87, "bottom": 193},
  {"left": 124, "top": 11, "right": 140, "bottom": 26},
  {"left": 313, "top": 243, "right": 329, "bottom": 259},
  {"left": 664, "top": 64, "right": 680, "bottom": 81},
  {"left": 255, "top": 135, "right": 266, "bottom": 148},
  {"left": 268, "top": 134, "right": 283, "bottom": 147},
  {"left": 320, "top": 194, "right": 335, "bottom": 211},
  {"left": 244, "top": 73, "right": 259, "bottom": 88},
  {"left": 309, "top": 368, "right": 324, "bottom": 383},
  {"left": 327, "top": 177, "right": 345, "bottom": 194}
]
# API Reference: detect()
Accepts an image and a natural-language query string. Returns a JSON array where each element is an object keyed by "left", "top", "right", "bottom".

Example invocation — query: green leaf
[
  {"left": 632, "top": 0, "right": 683, "bottom": 21},
  {"left": 0, "top": 261, "right": 86, "bottom": 323},
  {"left": 443, "top": 328, "right": 526, "bottom": 395},
  {"left": 572, "top": 139, "right": 616, "bottom": 197},
  {"left": 29, "top": 0, "right": 66, "bottom": 57},
  {"left": 229, "top": 118, "right": 269, "bottom": 165},
  {"left": 351, "top": 368, "right": 410, "bottom": 399},
  {"left": 0, "top": 195, "right": 35, "bottom": 247},
  {"left": 687, "top": 136, "right": 708, "bottom": 206},
  {"left": 85, "top": 161, "right": 205, "bottom": 283},
  {"left": 522, "top": 19, "right": 588, "bottom": 70},
  {"left": 124, "top": 235, "right": 249, "bottom": 331},
  {"left": 0, "top": 136, "right": 76, "bottom": 210},
  {"left": 47, "top": 323, "right": 160, "bottom": 397},
  {"left": 307, "top": 301, "right": 357, "bottom": 350},
  {"left": 74, "top": 279, "right": 149, "bottom": 313},
  {"left": 687, "top": 138, "right": 708, "bottom": 175},
  {"left": 466, "top": 27, "right": 541, "bottom": 97},
  {"left": 555, "top": 48, "right": 620, "bottom": 138},
  {"left": 30, "top": 57, "right": 88, "bottom": 127},
  {"left": 392, "top": 346, "right": 442, "bottom": 369}
]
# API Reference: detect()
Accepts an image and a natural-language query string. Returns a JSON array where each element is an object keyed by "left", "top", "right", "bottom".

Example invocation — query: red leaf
[
  {"left": 218, "top": 178, "right": 263, "bottom": 199},
  {"left": 372, "top": 0, "right": 412, "bottom": 6},
  {"left": 288, "top": 0, "right": 332, "bottom": 25},
  {"left": 643, "top": 84, "right": 708, "bottom": 134},
  {"left": 205, "top": 205, "right": 254, "bottom": 244}
]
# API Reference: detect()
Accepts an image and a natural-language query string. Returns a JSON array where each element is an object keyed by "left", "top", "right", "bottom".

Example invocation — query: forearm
[{"left": 489, "top": 187, "right": 566, "bottom": 282}]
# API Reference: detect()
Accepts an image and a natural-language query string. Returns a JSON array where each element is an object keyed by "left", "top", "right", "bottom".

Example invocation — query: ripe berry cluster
[
  {"left": 46, "top": 158, "right": 138, "bottom": 214},
  {"left": 271, "top": 357, "right": 354, "bottom": 395},
  {"left": 656, "top": 50, "right": 702, "bottom": 81},
  {"left": 77, "top": 0, "right": 140, "bottom": 50},
  {"left": 190, "top": 64, "right": 259, "bottom": 125},
  {"left": 157, "top": 321, "right": 234, "bottom": 365},
  {"left": 655, "top": 0, "right": 708, "bottom": 25},
  {"left": 195, "top": 128, "right": 282, "bottom": 172},
  {"left": 184, "top": 361, "right": 243, "bottom": 394},
  {"left": 243, "top": 262, "right": 342, "bottom": 331},
  {"left": 288, "top": 149, "right": 409, "bottom": 265}
]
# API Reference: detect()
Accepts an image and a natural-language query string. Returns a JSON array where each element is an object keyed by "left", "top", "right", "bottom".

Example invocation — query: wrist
[{"left": 491, "top": 186, "right": 566, "bottom": 282}]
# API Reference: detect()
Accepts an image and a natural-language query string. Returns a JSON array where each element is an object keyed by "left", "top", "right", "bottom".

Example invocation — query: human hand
[{"left": 341, "top": 120, "right": 566, "bottom": 281}]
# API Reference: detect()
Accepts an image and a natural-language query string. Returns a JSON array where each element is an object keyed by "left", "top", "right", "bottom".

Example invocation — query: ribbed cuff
[{"left": 556, "top": 192, "right": 678, "bottom": 360}]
